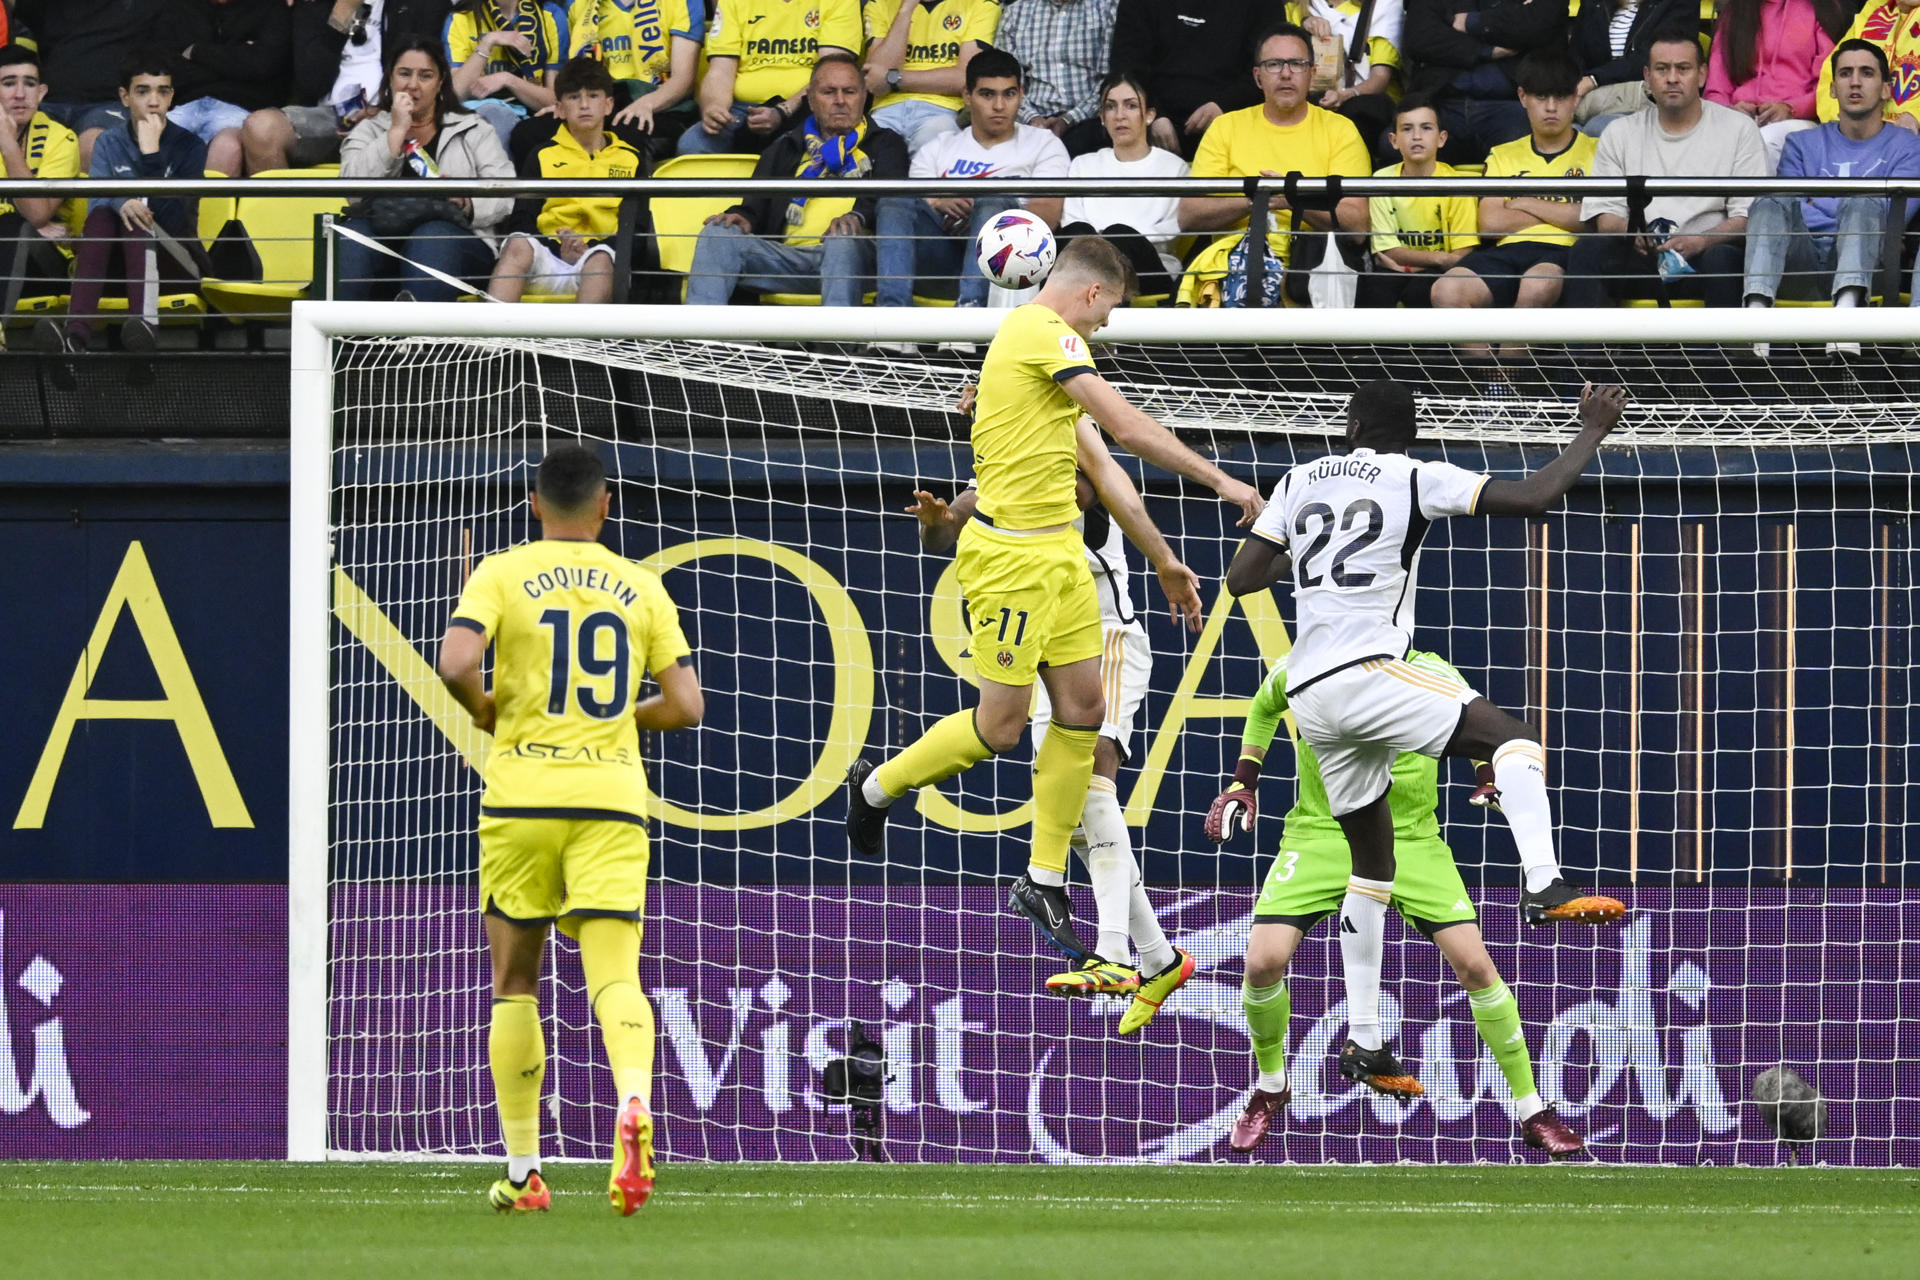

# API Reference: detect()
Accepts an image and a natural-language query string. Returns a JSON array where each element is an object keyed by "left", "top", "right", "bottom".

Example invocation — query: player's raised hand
[
  {"left": 1577, "top": 383, "right": 1628, "bottom": 437},
  {"left": 1217, "top": 476, "right": 1265, "bottom": 526},
  {"left": 1156, "top": 559, "right": 1204, "bottom": 632},
  {"left": 904, "top": 488, "right": 952, "bottom": 530},
  {"left": 954, "top": 382, "right": 977, "bottom": 417},
  {"left": 1205, "top": 784, "right": 1257, "bottom": 843}
]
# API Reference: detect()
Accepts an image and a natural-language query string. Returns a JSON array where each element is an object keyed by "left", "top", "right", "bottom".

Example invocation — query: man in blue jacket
[{"left": 42, "top": 53, "right": 207, "bottom": 355}]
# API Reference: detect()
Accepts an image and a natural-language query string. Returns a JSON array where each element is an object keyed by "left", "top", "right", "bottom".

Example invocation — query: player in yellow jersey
[
  {"left": 846, "top": 236, "right": 1264, "bottom": 1014},
  {"left": 437, "top": 444, "right": 704, "bottom": 1216}
]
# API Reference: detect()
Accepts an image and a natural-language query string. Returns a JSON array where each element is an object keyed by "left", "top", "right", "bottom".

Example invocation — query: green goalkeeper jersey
[{"left": 1243, "top": 649, "right": 1457, "bottom": 847}]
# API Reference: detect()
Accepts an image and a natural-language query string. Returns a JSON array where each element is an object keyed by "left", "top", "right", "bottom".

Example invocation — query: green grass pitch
[{"left": 5, "top": 1162, "right": 1917, "bottom": 1279}]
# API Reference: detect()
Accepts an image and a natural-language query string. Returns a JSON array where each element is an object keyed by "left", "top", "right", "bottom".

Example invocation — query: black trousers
[
  {"left": 1059, "top": 221, "right": 1176, "bottom": 299},
  {"left": 1561, "top": 235, "right": 1745, "bottom": 308}
]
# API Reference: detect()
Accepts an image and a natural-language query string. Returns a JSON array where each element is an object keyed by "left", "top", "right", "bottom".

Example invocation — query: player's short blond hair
[{"left": 1051, "top": 236, "right": 1137, "bottom": 298}]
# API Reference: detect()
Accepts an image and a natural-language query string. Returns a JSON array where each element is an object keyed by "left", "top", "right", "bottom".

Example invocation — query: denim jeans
[
  {"left": 465, "top": 98, "right": 526, "bottom": 151},
  {"left": 169, "top": 97, "right": 251, "bottom": 142},
  {"left": 1742, "top": 193, "right": 1910, "bottom": 304},
  {"left": 874, "top": 194, "right": 1018, "bottom": 307},
  {"left": 676, "top": 103, "right": 755, "bottom": 155},
  {"left": 870, "top": 99, "right": 960, "bottom": 154},
  {"left": 685, "top": 221, "right": 874, "bottom": 306},
  {"left": 332, "top": 217, "right": 496, "bottom": 301}
]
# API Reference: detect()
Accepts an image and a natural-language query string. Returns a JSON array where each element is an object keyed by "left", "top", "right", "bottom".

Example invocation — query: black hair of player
[
  {"left": 1097, "top": 71, "right": 1153, "bottom": 114},
  {"left": 1392, "top": 92, "right": 1440, "bottom": 125},
  {"left": 378, "top": 36, "right": 463, "bottom": 122},
  {"left": 1250, "top": 21, "right": 1315, "bottom": 62},
  {"left": 1515, "top": 50, "right": 1581, "bottom": 98},
  {"left": 1829, "top": 38, "right": 1892, "bottom": 83},
  {"left": 0, "top": 45, "right": 40, "bottom": 77},
  {"left": 537, "top": 444, "right": 609, "bottom": 514},
  {"left": 1346, "top": 381, "right": 1418, "bottom": 453},
  {"left": 554, "top": 54, "right": 617, "bottom": 100},
  {"left": 118, "top": 50, "right": 175, "bottom": 89},
  {"left": 1644, "top": 24, "right": 1705, "bottom": 65},
  {"left": 966, "top": 46, "right": 1023, "bottom": 92}
]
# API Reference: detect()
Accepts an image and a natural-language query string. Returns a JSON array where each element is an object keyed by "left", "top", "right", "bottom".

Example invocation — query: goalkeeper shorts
[
  {"left": 1253, "top": 836, "right": 1478, "bottom": 937},
  {"left": 955, "top": 520, "right": 1102, "bottom": 688},
  {"left": 478, "top": 811, "right": 650, "bottom": 926}
]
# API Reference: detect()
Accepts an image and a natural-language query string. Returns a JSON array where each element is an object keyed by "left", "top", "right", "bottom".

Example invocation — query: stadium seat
[
  {"left": 647, "top": 153, "right": 759, "bottom": 299},
  {"left": 201, "top": 168, "right": 349, "bottom": 324}
]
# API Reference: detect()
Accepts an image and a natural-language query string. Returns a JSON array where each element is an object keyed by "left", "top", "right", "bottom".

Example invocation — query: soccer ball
[{"left": 974, "top": 210, "right": 1056, "bottom": 289}]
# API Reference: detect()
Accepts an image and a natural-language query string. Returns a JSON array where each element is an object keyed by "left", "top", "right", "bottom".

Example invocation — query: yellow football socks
[
  {"left": 1030, "top": 722, "right": 1097, "bottom": 876},
  {"left": 578, "top": 917, "right": 656, "bottom": 1105},
  {"left": 872, "top": 709, "right": 994, "bottom": 799},
  {"left": 488, "top": 993, "right": 544, "bottom": 1160}
]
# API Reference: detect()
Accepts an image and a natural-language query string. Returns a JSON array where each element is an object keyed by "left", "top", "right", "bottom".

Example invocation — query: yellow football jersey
[
  {"left": 708, "top": 0, "right": 864, "bottom": 104},
  {"left": 1369, "top": 161, "right": 1478, "bottom": 255},
  {"left": 972, "top": 303, "right": 1096, "bottom": 531},
  {"left": 0, "top": 113, "right": 83, "bottom": 238},
  {"left": 452, "top": 539, "right": 691, "bottom": 818},
  {"left": 1482, "top": 132, "right": 1597, "bottom": 246},
  {"left": 862, "top": 0, "right": 1001, "bottom": 112},
  {"left": 567, "top": 0, "right": 705, "bottom": 87}
]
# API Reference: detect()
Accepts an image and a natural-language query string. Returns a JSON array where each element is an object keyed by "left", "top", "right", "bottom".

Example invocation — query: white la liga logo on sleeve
[{"left": 1058, "top": 334, "right": 1086, "bottom": 360}]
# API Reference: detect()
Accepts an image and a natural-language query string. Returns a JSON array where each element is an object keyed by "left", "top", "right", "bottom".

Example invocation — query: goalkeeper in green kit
[{"left": 1206, "top": 649, "right": 1585, "bottom": 1159}]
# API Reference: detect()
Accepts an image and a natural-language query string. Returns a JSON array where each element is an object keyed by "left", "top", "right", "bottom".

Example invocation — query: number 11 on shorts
[{"left": 996, "top": 608, "right": 1029, "bottom": 645}]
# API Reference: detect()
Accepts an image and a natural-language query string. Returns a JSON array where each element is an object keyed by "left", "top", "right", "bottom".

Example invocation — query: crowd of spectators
[{"left": 2, "top": 0, "right": 1919, "bottom": 350}]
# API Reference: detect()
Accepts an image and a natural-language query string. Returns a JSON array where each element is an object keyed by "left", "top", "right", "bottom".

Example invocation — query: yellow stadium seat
[
  {"left": 650, "top": 153, "right": 759, "bottom": 293},
  {"left": 202, "top": 167, "right": 349, "bottom": 321}
]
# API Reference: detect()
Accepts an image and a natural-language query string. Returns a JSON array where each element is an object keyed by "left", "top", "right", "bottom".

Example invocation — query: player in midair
[
  {"left": 1224, "top": 380, "right": 1628, "bottom": 1096},
  {"left": 845, "top": 236, "right": 1262, "bottom": 976},
  {"left": 437, "top": 445, "right": 704, "bottom": 1215},
  {"left": 908, "top": 442, "right": 1192, "bottom": 1034},
  {"left": 1205, "top": 649, "right": 1585, "bottom": 1157}
]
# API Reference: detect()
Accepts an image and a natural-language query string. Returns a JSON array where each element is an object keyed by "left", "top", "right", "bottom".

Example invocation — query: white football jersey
[{"left": 1250, "top": 448, "right": 1490, "bottom": 693}]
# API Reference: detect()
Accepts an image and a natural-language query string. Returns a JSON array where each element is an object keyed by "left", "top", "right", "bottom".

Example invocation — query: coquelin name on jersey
[{"left": 518, "top": 564, "right": 642, "bottom": 607}]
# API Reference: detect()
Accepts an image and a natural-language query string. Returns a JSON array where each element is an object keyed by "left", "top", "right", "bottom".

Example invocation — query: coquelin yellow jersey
[
  {"left": 452, "top": 538, "right": 691, "bottom": 819},
  {"left": 1482, "top": 132, "right": 1597, "bottom": 247},
  {"left": 707, "top": 0, "right": 863, "bottom": 104},
  {"left": 862, "top": 0, "right": 1001, "bottom": 113},
  {"left": 971, "top": 302, "right": 1096, "bottom": 531}
]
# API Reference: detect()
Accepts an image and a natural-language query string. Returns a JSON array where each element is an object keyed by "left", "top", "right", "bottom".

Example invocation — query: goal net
[{"left": 290, "top": 303, "right": 1918, "bottom": 1167}]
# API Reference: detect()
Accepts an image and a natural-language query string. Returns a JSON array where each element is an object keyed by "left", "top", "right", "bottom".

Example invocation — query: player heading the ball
[
  {"left": 437, "top": 444, "right": 705, "bottom": 1216},
  {"left": 1224, "top": 381, "right": 1629, "bottom": 1098},
  {"left": 848, "top": 236, "right": 1263, "bottom": 973}
]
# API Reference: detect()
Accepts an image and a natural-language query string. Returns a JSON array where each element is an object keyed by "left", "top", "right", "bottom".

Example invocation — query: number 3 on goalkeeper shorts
[
  {"left": 538, "top": 607, "right": 632, "bottom": 718},
  {"left": 996, "top": 608, "right": 1029, "bottom": 645}
]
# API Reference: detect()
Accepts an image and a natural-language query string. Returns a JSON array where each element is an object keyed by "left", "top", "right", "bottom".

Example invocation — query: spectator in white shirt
[
  {"left": 1060, "top": 73, "right": 1190, "bottom": 297},
  {"left": 874, "top": 46, "right": 1068, "bottom": 307}
]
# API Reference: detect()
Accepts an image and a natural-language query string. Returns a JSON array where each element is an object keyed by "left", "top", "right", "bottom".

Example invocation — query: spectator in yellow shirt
[
  {"left": 1817, "top": 0, "right": 1920, "bottom": 131},
  {"left": 679, "top": 0, "right": 863, "bottom": 155},
  {"left": 859, "top": 0, "right": 999, "bottom": 155},
  {"left": 1359, "top": 94, "right": 1478, "bottom": 308},
  {"left": 1176, "top": 22, "right": 1371, "bottom": 306},
  {"left": 0, "top": 46, "right": 83, "bottom": 307}
]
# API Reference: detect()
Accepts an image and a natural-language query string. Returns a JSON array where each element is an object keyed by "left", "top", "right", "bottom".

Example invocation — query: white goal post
[{"left": 289, "top": 300, "right": 1918, "bottom": 1166}]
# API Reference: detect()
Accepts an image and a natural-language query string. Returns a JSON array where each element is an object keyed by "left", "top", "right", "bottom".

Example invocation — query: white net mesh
[{"left": 320, "top": 323, "right": 1918, "bottom": 1166}]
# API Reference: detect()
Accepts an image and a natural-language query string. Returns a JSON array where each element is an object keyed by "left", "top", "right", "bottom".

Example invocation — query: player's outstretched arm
[
  {"left": 1063, "top": 371, "right": 1264, "bottom": 527},
  {"left": 1076, "top": 417, "right": 1203, "bottom": 631},
  {"left": 1204, "top": 660, "right": 1289, "bottom": 842},
  {"left": 1224, "top": 534, "right": 1292, "bottom": 598},
  {"left": 1476, "top": 383, "right": 1628, "bottom": 516},
  {"left": 633, "top": 659, "right": 704, "bottom": 732},
  {"left": 437, "top": 624, "right": 496, "bottom": 733},
  {"left": 904, "top": 486, "right": 976, "bottom": 554}
]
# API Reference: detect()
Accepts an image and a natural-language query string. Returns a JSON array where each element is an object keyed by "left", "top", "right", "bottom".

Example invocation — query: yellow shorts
[
  {"left": 956, "top": 519, "right": 1101, "bottom": 687},
  {"left": 478, "top": 811, "right": 650, "bottom": 926}
]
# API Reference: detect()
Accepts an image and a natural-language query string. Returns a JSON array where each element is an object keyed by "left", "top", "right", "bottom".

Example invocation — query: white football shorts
[
  {"left": 1288, "top": 657, "right": 1482, "bottom": 816},
  {"left": 507, "top": 232, "right": 614, "bottom": 297},
  {"left": 1031, "top": 622, "right": 1152, "bottom": 763}
]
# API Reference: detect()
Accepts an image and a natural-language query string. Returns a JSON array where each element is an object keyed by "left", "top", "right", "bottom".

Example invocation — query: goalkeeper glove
[
  {"left": 1205, "top": 756, "right": 1263, "bottom": 843},
  {"left": 1468, "top": 761, "right": 1503, "bottom": 813}
]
